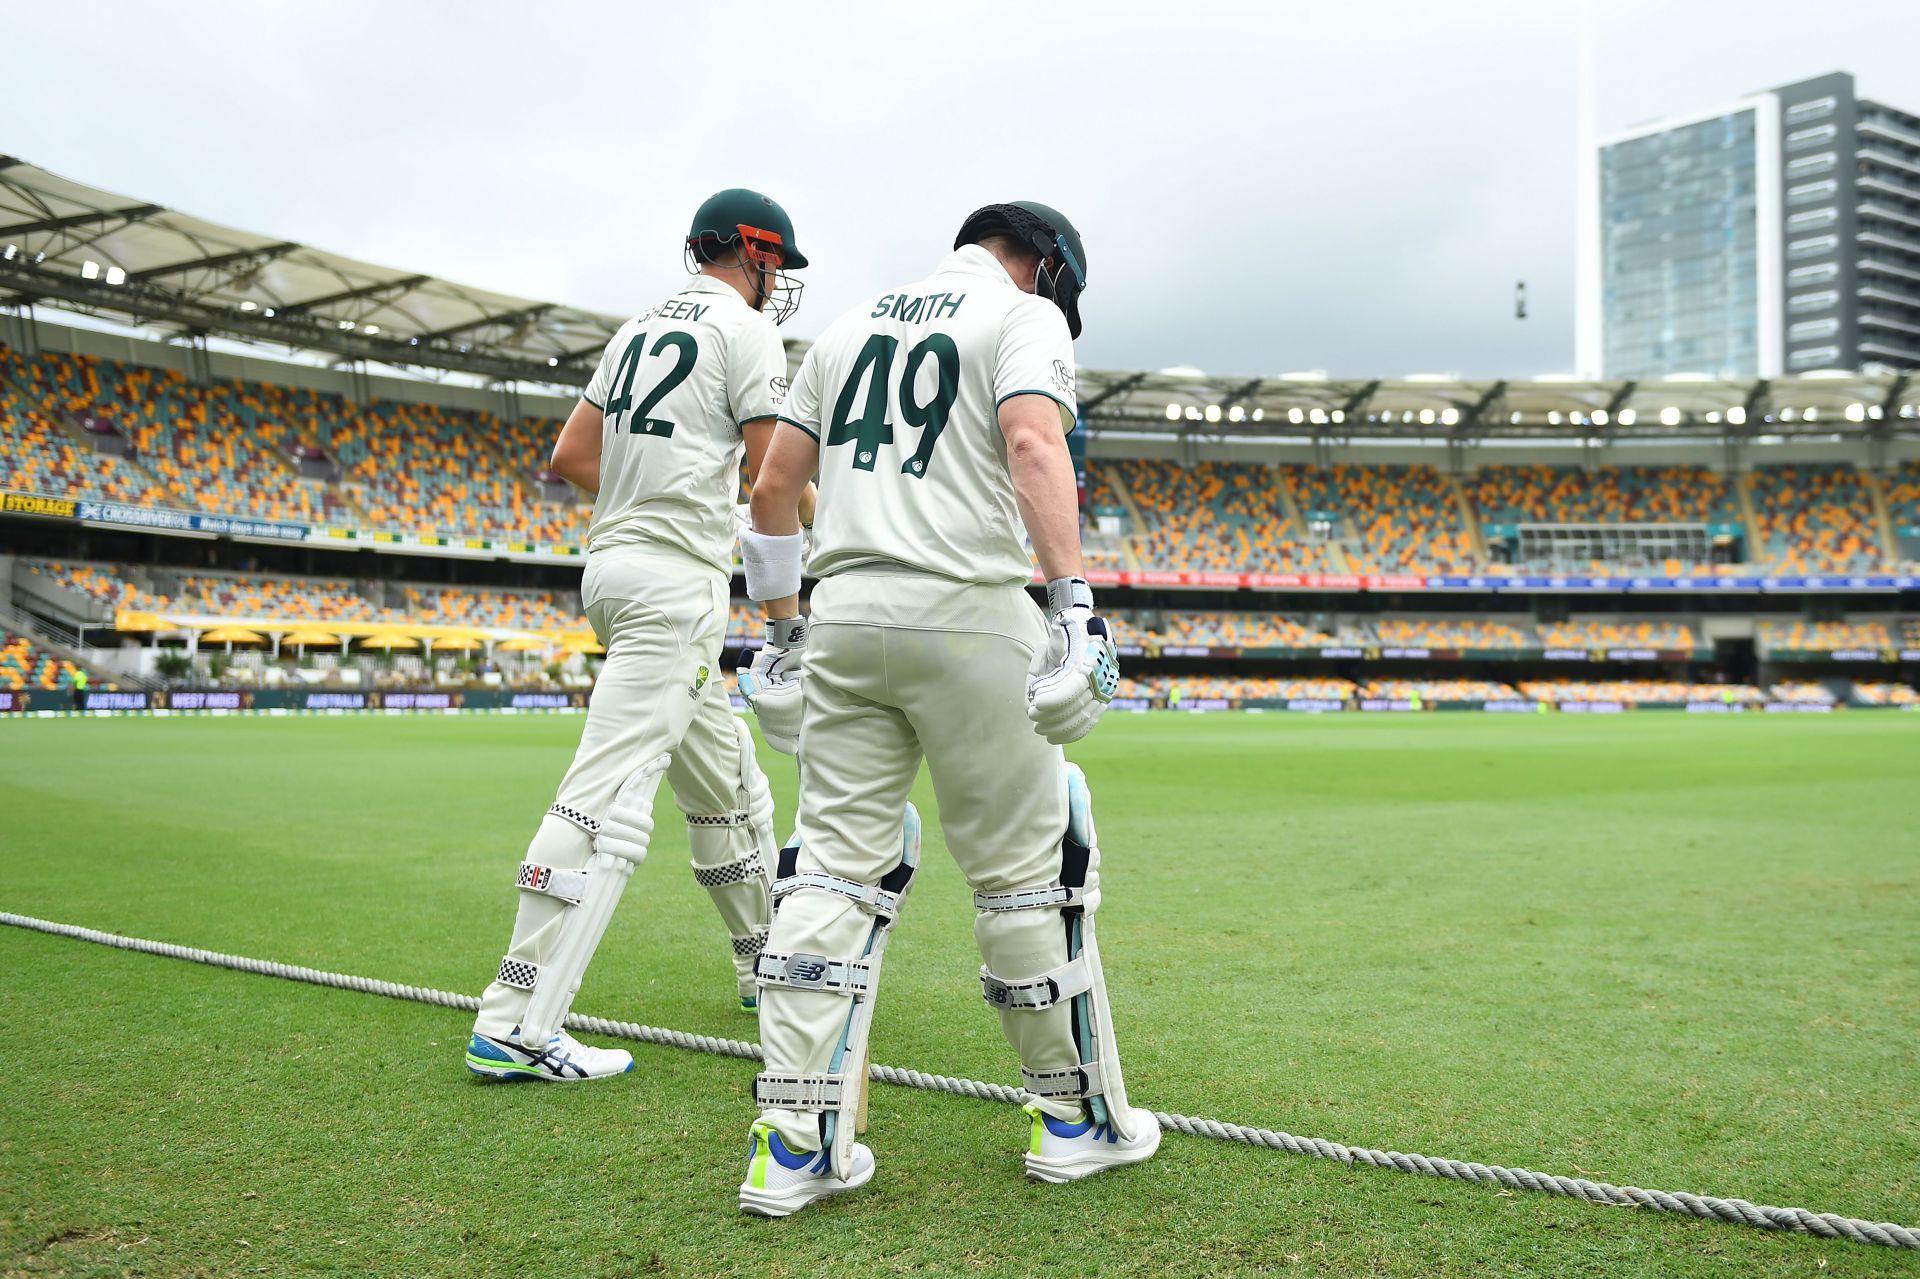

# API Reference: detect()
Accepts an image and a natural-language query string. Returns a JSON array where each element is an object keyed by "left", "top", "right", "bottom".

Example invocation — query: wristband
[
  {"left": 1044, "top": 576, "right": 1093, "bottom": 615},
  {"left": 741, "top": 528, "right": 805, "bottom": 602},
  {"left": 765, "top": 616, "right": 808, "bottom": 650}
]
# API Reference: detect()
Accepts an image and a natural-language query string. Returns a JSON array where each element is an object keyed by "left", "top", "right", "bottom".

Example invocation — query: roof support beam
[
  {"left": 416, "top": 302, "right": 554, "bottom": 343},
  {"left": 0, "top": 203, "right": 162, "bottom": 238},
  {"left": 1341, "top": 379, "right": 1380, "bottom": 420},
  {"left": 1464, "top": 379, "right": 1508, "bottom": 432},
  {"left": 279, "top": 273, "right": 431, "bottom": 316},
  {"left": 126, "top": 241, "right": 299, "bottom": 284},
  {"left": 1877, "top": 373, "right": 1910, "bottom": 422},
  {"left": 1079, "top": 370, "right": 1147, "bottom": 413}
]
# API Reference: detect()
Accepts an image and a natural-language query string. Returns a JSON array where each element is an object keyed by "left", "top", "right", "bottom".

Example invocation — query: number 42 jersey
[
  {"left": 583, "top": 274, "right": 789, "bottom": 571},
  {"left": 782, "top": 244, "right": 1077, "bottom": 587}
]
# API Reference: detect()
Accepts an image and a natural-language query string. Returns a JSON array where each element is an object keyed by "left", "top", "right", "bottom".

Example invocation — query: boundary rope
[{"left": 5, "top": 910, "right": 1913, "bottom": 1251}]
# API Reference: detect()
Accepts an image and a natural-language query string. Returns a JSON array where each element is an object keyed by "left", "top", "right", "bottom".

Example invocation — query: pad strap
[
  {"left": 495, "top": 956, "right": 540, "bottom": 992},
  {"left": 1021, "top": 1059, "right": 1113, "bottom": 1101},
  {"left": 979, "top": 955, "right": 1092, "bottom": 1011},
  {"left": 774, "top": 870, "right": 905, "bottom": 920},
  {"left": 753, "top": 1071, "right": 846, "bottom": 1110},
  {"left": 686, "top": 810, "right": 750, "bottom": 828},
  {"left": 755, "top": 950, "right": 874, "bottom": 996},
  {"left": 691, "top": 848, "right": 765, "bottom": 888},
  {"left": 516, "top": 861, "right": 588, "bottom": 905},
  {"left": 973, "top": 882, "right": 1087, "bottom": 913},
  {"left": 547, "top": 802, "right": 600, "bottom": 835}
]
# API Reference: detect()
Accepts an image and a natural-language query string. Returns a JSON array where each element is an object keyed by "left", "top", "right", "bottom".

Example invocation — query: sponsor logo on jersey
[
  {"left": 770, "top": 375, "right": 790, "bottom": 404},
  {"left": 1052, "top": 359, "right": 1075, "bottom": 395}
]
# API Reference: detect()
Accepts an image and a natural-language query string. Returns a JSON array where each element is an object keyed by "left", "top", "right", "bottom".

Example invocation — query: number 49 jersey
[
  {"left": 782, "top": 244, "right": 1077, "bottom": 587},
  {"left": 583, "top": 275, "right": 788, "bottom": 571}
]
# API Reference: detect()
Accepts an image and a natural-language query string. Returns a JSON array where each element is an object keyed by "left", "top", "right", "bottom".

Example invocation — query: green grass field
[{"left": 2, "top": 711, "right": 1916, "bottom": 1278}]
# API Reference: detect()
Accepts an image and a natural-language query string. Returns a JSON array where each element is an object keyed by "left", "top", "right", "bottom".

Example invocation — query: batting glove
[
  {"left": 1026, "top": 577, "right": 1120, "bottom": 745},
  {"left": 737, "top": 616, "right": 806, "bottom": 755}
]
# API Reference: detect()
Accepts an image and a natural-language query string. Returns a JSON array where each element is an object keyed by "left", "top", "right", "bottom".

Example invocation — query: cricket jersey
[
  {"left": 582, "top": 274, "right": 788, "bottom": 571},
  {"left": 780, "top": 244, "right": 1076, "bottom": 587}
]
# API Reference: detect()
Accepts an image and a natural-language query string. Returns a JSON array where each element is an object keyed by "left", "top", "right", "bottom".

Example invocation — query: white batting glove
[
  {"left": 737, "top": 616, "right": 806, "bottom": 755},
  {"left": 1026, "top": 578, "right": 1120, "bottom": 746}
]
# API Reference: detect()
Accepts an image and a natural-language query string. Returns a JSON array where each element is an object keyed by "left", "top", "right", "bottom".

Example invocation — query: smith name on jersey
[{"left": 782, "top": 244, "right": 1076, "bottom": 586}]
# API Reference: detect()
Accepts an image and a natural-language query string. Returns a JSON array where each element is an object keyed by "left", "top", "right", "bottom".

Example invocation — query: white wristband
[{"left": 741, "top": 528, "right": 805, "bottom": 602}]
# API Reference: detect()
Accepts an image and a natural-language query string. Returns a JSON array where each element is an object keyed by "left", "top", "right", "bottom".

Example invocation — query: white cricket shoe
[
  {"left": 465, "top": 1026, "right": 633, "bottom": 1081},
  {"left": 1023, "top": 1103, "right": 1162, "bottom": 1183},
  {"left": 738, "top": 1122, "right": 875, "bottom": 1217}
]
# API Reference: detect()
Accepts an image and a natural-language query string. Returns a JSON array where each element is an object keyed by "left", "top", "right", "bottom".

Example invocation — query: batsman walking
[
  {"left": 736, "top": 201, "right": 1158, "bottom": 1215},
  {"left": 463, "top": 190, "right": 808, "bottom": 1082}
]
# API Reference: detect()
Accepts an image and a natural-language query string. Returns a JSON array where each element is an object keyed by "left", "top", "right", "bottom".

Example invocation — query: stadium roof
[
  {"left": 1, "top": 154, "right": 1915, "bottom": 439},
  {"left": 1073, "top": 368, "right": 1919, "bottom": 440},
  {"left": 0, "top": 155, "right": 623, "bottom": 387}
]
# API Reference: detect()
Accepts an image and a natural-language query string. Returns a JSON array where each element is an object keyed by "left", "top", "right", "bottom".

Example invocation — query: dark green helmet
[
  {"left": 954, "top": 200, "right": 1086, "bottom": 337},
  {"left": 688, "top": 188, "right": 808, "bottom": 269}
]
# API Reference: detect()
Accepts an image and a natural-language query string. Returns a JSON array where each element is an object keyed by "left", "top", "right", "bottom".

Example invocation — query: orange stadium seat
[
  {"left": 1755, "top": 619, "right": 1893, "bottom": 651},
  {"left": 1748, "top": 464, "right": 1885, "bottom": 574},
  {"left": 0, "top": 631, "right": 84, "bottom": 692}
]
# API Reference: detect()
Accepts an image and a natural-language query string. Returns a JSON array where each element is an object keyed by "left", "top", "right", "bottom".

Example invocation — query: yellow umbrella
[
  {"left": 201, "top": 626, "right": 266, "bottom": 644},
  {"left": 429, "top": 634, "right": 484, "bottom": 651},
  {"left": 116, "top": 609, "right": 166, "bottom": 632},
  {"left": 280, "top": 629, "right": 341, "bottom": 647},
  {"left": 495, "top": 637, "right": 548, "bottom": 652},
  {"left": 359, "top": 633, "right": 421, "bottom": 651},
  {"left": 561, "top": 639, "right": 607, "bottom": 655}
]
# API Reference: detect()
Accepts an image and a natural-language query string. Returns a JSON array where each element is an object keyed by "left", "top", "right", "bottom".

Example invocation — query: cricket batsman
[
  {"left": 733, "top": 201, "right": 1159, "bottom": 1214},
  {"left": 463, "top": 190, "right": 807, "bottom": 1081}
]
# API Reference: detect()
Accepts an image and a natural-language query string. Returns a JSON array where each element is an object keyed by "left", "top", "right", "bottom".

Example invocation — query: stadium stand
[
  {"left": 0, "top": 349, "right": 161, "bottom": 505},
  {"left": 1536, "top": 619, "right": 1698, "bottom": 649},
  {"left": 1295, "top": 464, "right": 1475, "bottom": 573},
  {"left": 1110, "top": 610, "right": 1336, "bottom": 648},
  {"left": 1372, "top": 617, "right": 1532, "bottom": 648},
  {"left": 1466, "top": 465, "right": 1740, "bottom": 526},
  {"left": 1769, "top": 681, "right": 1837, "bottom": 704},
  {"left": 1853, "top": 681, "right": 1919, "bottom": 706},
  {"left": 21, "top": 560, "right": 583, "bottom": 632},
  {"left": 1747, "top": 463, "right": 1885, "bottom": 573},
  {"left": 1114, "top": 460, "right": 1336, "bottom": 572},
  {"left": 1517, "top": 680, "right": 1764, "bottom": 704},
  {"left": 1756, "top": 619, "right": 1894, "bottom": 651},
  {"left": 1118, "top": 674, "right": 1352, "bottom": 701},
  {"left": 0, "top": 630, "right": 81, "bottom": 691},
  {"left": 1359, "top": 678, "right": 1522, "bottom": 702}
]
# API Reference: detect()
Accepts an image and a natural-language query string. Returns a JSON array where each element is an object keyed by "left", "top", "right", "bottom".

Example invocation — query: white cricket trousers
[
  {"left": 758, "top": 570, "right": 1092, "bottom": 1152},
  {"left": 474, "top": 543, "right": 756, "bottom": 1038}
]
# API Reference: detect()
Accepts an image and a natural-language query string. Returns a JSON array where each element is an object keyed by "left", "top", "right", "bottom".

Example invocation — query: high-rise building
[{"left": 1577, "top": 72, "right": 1920, "bottom": 379}]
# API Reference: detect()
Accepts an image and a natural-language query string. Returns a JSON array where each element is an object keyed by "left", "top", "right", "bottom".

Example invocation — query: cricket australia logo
[{"left": 687, "top": 664, "right": 709, "bottom": 700}]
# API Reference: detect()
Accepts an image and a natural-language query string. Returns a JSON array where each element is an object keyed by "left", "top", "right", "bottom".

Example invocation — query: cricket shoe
[
  {"left": 1023, "top": 1103, "right": 1162, "bottom": 1183},
  {"left": 738, "top": 1123, "right": 874, "bottom": 1217},
  {"left": 464, "top": 1027, "right": 633, "bottom": 1081},
  {"left": 739, "top": 993, "right": 760, "bottom": 1015}
]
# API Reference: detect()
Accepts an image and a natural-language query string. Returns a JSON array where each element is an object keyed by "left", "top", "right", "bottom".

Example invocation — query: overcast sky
[{"left": 5, "top": 1, "right": 1916, "bottom": 381}]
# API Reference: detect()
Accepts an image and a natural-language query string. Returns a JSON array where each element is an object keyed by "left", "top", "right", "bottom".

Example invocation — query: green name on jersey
[
  {"left": 645, "top": 299, "right": 710, "bottom": 323},
  {"left": 869, "top": 292, "right": 965, "bottom": 323}
]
